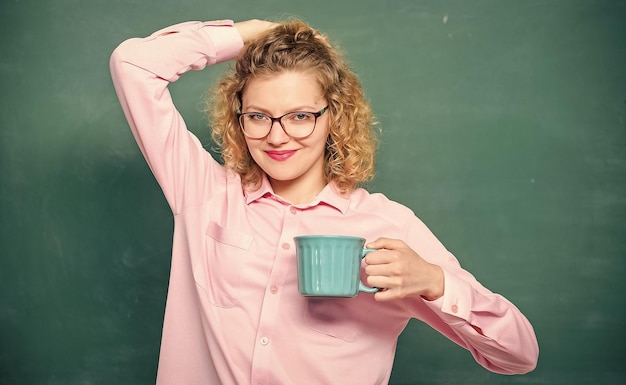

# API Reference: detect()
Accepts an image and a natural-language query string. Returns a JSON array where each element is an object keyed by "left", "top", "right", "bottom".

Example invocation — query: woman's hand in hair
[{"left": 234, "top": 19, "right": 279, "bottom": 44}]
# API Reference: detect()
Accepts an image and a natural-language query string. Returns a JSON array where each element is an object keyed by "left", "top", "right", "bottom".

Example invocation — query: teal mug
[{"left": 294, "top": 235, "right": 379, "bottom": 297}]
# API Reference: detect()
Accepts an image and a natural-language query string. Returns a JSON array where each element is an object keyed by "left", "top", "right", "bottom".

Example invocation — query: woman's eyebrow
[{"left": 243, "top": 104, "right": 320, "bottom": 113}]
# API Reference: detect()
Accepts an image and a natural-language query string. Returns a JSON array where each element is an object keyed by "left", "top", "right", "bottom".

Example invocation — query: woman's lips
[{"left": 266, "top": 150, "right": 297, "bottom": 161}]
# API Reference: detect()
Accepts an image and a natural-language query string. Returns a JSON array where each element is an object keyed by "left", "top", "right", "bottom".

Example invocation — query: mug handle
[{"left": 359, "top": 248, "right": 380, "bottom": 293}]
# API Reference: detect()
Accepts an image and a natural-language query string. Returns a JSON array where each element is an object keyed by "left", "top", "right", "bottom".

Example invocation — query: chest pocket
[
  {"left": 304, "top": 297, "right": 374, "bottom": 342},
  {"left": 196, "top": 221, "right": 253, "bottom": 307}
]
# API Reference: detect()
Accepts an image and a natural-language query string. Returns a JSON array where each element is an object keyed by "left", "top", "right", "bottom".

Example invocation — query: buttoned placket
[{"left": 249, "top": 203, "right": 301, "bottom": 385}]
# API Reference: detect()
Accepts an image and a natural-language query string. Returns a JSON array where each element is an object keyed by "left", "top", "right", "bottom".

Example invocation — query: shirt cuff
[
  {"left": 147, "top": 20, "right": 244, "bottom": 66},
  {"left": 200, "top": 20, "right": 244, "bottom": 63},
  {"left": 423, "top": 268, "right": 473, "bottom": 325}
]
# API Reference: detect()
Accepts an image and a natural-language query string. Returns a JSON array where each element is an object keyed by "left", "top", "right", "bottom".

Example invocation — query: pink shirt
[{"left": 110, "top": 20, "right": 538, "bottom": 385}]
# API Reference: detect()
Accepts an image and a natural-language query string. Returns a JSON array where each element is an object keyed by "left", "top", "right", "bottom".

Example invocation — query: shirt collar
[
  {"left": 244, "top": 175, "right": 351, "bottom": 214},
  {"left": 243, "top": 175, "right": 274, "bottom": 204}
]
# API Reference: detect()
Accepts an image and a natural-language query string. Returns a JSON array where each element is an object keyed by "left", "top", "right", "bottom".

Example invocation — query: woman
[{"left": 110, "top": 18, "right": 538, "bottom": 385}]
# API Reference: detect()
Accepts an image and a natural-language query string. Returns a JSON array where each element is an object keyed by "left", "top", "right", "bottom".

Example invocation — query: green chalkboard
[{"left": 1, "top": 0, "right": 624, "bottom": 384}]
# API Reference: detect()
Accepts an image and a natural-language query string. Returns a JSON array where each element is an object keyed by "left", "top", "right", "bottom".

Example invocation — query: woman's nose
[{"left": 266, "top": 120, "right": 290, "bottom": 145}]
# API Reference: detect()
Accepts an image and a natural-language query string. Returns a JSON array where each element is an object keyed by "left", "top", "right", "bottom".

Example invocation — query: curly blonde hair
[{"left": 208, "top": 20, "right": 377, "bottom": 193}]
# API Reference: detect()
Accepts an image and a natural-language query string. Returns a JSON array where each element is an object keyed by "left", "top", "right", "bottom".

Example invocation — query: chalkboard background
[{"left": 1, "top": 0, "right": 625, "bottom": 384}]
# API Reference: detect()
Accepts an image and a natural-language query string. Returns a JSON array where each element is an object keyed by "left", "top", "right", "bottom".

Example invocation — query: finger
[
  {"left": 364, "top": 262, "right": 392, "bottom": 277},
  {"left": 374, "top": 287, "right": 402, "bottom": 302},
  {"left": 366, "top": 237, "right": 407, "bottom": 251},
  {"left": 365, "top": 274, "right": 395, "bottom": 291},
  {"left": 364, "top": 248, "right": 404, "bottom": 266},
  {"left": 364, "top": 249, "right": 390, "bottom": 265}
]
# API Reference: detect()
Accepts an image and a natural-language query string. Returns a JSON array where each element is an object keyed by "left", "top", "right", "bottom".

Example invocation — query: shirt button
[
  {"left": 270, "top": 285, "right": 278, "bottom": 294},
  {"left": 260, "top": 337, "right": 269, "bottom": 346},
  {"left": 290, "top": 207, "right": 297, "bottom": 215},
  {"left": 282, "top": 242, "right": 290, "bottom": 250},
  {"left": 451, "top": 304, "right": 459, "bottom": 314}
]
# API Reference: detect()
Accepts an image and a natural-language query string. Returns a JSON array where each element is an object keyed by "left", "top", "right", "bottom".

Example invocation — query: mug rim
[{"left": 294, "top": 235, "right": 365, "bottom": 242}]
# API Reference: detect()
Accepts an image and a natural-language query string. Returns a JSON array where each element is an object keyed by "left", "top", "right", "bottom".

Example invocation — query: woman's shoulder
[{"left": 349, "top": 187, "right": 416, "bottom": 221}]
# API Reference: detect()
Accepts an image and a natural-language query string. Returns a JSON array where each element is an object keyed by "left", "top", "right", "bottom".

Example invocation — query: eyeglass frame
[{"left": 237, "top": 106, "right": 329, "bottom": 139}]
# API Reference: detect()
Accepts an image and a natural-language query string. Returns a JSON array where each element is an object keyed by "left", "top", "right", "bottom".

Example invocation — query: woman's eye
[
  {"left": 288, "top": 113, "right": 313, "bottom": 122},
  {"left": 247, "top": 113, "right": 268, "bottom": 121}
]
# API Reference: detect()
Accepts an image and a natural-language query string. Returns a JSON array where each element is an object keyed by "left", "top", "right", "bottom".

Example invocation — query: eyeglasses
[{"left": 237, "top": 106, "right": 329, "bottom": 139}]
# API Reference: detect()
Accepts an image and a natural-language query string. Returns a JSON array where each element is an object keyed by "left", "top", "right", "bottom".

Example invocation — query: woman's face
[{"left": 240, "top": 71, "right": 330, "bottom": 201}]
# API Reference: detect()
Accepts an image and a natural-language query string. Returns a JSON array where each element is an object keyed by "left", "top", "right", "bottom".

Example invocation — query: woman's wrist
[{"left": 421, "top": 264, "right": 445, "bottom": 301}]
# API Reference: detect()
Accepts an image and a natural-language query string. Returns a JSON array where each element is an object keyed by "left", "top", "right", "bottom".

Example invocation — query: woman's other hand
[{"left": 364, "top": 238, "right": 445, "bottom": 302}]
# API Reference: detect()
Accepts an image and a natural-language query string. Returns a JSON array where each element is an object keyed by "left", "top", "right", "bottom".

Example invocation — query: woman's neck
[{"left": 269, "top": 176, "right": 327, "bottom": 205}]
